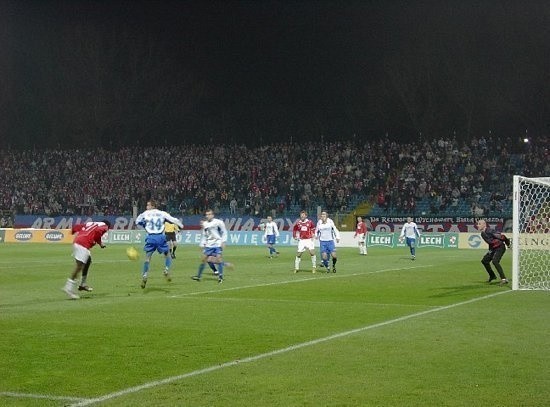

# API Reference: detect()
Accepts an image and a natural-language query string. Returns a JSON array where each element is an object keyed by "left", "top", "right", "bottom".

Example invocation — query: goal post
[{"left": 512, "top": 176, "right": 550, "bottom": 290}]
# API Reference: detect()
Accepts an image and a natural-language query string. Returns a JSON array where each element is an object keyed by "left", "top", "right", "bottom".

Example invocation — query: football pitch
[{"left": 1, "top": 243, "right": 549, "bottom": 406}]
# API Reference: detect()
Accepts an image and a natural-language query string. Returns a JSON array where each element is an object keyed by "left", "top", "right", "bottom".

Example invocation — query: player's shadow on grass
[
  {"left": 141, "top": 287, "right": 171, "bottom": 294},
  {"left": 428, "top": 284, "right": 493, "bottom": 298}
]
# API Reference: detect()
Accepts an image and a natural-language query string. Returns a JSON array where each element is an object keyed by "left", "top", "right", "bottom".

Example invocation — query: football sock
[
  {"left": 197, "top": 263, "right": 206, "bottom": 278},
  {"left": 142, "top": 262, "right": 150, "bottom": 275},
  {"left": 218, "top": 262, "right": 224, "bottom": 279},
  {"left": 208, "top": 262, "right": 217, "bottom": 272},
  {"left": 483, "top": 264, "right": 497, "bottom": 278},
  {"left": 332, "top": 258, "right": 337, "bottom": 266},
  {"left": 494, "top": 263, "right": 506, "bottom": 279},
  {"left": 173, "top": 247, "right": 177, "bottom": 254},
  {"left": 165, "top": 256, "right": 172, "bottom": 269},
  {"left": 295, "top": 257, "right": 301, "bottom": 270},
  {"left": 312, "top": 255, "right": 317, "bottom": 268}
]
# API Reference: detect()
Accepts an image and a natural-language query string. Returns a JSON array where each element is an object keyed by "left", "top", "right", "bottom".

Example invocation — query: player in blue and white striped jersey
[
  {"left": 315, "top": 211, "right": 341, "bottom": 273},
  {"left": 135, "top": 200, "right": 183, "bottom": 288}
]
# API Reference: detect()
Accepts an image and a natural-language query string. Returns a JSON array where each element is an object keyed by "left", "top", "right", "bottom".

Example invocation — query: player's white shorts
[
  {"left": 297, "top": 238, "right": 315, "bottom": 253},
  {"left": 73, "top": 243, "right": 91, "bottom": 263},
  {"left": 356, "top": 233, "right": 366, "bottom": 243}
]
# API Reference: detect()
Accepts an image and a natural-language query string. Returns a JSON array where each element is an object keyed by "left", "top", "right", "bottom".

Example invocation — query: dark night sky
[{"left": 1, "top": 0, "right": 549, "bottom": 148}]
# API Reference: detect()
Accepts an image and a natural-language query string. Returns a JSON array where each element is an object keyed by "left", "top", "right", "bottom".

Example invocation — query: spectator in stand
[
  {"left": 229, "top": 197, "right": 238, "bottom": 214},
  {"left": 1, "top": 135, "right": 548, "bottom": 218}
]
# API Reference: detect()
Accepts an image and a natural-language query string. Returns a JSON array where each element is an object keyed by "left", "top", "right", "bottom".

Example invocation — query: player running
[
  {"left": 192, "top": 209, "right": 229, "bottom": 283},
  {"left": 135, "top": 200, "right": 183, "bottom": 288}
]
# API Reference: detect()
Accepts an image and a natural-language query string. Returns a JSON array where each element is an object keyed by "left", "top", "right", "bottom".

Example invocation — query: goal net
[{"left": 512, "top": 176, "right": 550, "bottom": 290}]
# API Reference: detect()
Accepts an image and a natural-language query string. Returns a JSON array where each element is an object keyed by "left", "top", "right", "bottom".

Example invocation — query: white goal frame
[{"left": 512, "top": 175, "right": 550, "bottom": 290}]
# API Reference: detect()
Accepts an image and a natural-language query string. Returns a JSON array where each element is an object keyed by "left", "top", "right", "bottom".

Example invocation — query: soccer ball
[{"left": 126, "top": 247, "right": 139, "bottom": 261}]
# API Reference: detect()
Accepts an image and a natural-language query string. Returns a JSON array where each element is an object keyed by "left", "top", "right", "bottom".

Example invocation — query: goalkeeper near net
[{"left": 476, "top": 219, "right": 511, "bottom": 285}]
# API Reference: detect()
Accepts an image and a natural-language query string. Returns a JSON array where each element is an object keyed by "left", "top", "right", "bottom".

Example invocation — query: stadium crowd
[{"left": 0, "top": 134, "right": 548, "bottom": 224}]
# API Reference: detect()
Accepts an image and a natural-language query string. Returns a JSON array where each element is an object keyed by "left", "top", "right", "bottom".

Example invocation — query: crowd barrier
[{"left": 1, "top": 229, "right": 495, "bottom": 249}]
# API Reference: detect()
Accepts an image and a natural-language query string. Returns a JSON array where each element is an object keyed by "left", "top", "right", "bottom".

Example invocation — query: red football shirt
[
  {"left": 72, "top": 222, "right": 109, "bottom": 249},
  {"left": 293, "top": 218, "right": 316, "bottom": 239},
  {"left": 355, "top": 221, "right": 367, "bottom": 236}
]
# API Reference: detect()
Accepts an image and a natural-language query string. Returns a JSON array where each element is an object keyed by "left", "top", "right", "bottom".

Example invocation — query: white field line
[
  {"left": 64, "top": 290, "right": 511, "bottom": 407},
  {"left": 0, "top": 260, "right": 495, "bottom": 404}
]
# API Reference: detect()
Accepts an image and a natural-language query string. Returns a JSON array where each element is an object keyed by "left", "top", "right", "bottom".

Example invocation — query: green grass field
[{"left": 1, "top": 243, "right": 549, "bottom": 406}]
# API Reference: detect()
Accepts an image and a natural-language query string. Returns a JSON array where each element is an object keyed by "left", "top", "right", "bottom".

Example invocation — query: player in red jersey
[
  {"left": 292, "top": 210, "right": 317, "bottom": 273},
  {"left": 353, "top": 216, "right": 368, "bottom": 255},
  {"left": 62, "top": 220, "right": 111, "bottom": 299}
]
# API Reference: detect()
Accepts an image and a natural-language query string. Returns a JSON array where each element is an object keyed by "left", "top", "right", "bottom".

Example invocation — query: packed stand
[
  {"left": 0, "top": 135, "right": 547, "bottom": 219},
  {"left": 370, "top": 135, "right": 549, "bottom": 217}
]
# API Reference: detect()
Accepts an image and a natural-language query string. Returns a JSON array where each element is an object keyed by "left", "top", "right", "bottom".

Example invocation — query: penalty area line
[{"left": 69, "top": 290, "right": 511, "bottom": 407}]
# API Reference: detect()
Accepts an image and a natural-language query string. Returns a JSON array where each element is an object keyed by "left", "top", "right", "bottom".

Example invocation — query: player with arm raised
[
  {"left": 293, "top": 210, "right": 317, "bottom": 273},
  {"left": 399, "top": 217, "right": 420, "bottom": 260},
  {"left": 135, "top": 200, "right": 183, "bottom": 288},
  {"left": 316, "top": 211, "right": 341, "bottom": 273},
  {"left": 192, "top": 209, "right": 228, "bottom": 283}
]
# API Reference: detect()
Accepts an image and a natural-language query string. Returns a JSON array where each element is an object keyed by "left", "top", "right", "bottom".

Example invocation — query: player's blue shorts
[
  {"left": 144, "top": 234, "right": 169, "bottom": 255},
  {"left": 405, "top": 237, "right": 416, "bottom": 247},
  {"left": 320, "top": 240, "right": 336, "bottom": 255},
  {"left": 203, "top": 246, "right": 223, "bottom": 258},
  {"left": 266, "top": 234, "right": 276, "bottom": 245}
]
